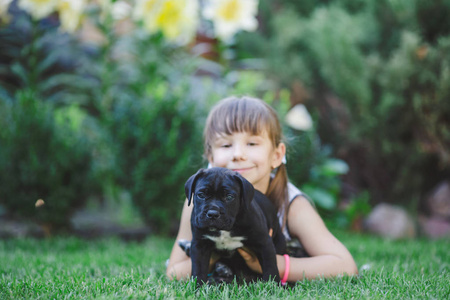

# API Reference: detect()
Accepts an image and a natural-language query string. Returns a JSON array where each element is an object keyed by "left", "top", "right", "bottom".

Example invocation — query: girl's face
[{"left": 209, "top": 131, "right": 285, "bottom": 194}]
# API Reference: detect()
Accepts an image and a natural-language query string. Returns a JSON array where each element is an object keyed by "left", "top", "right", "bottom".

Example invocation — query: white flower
[
  {"left": 111, "top": 0, "right": 132, "bottom": 21},
  {"left": 0, "top": 0, "right": 12, "bottom": 16},
  {"left": 0, "top": 0, "right": 13, "bottom": 19},
  {"left": 97, "top": 0, "right": 112, "bottom": 21},
  {"left": 57, "top": 0, "right": 86, "bottom": 33},
  {"left": 285, "top": 104, "right": 313, "bottom": 131},
  {"left": 202, "top": 0, "right": 258, "bottom": 41},
  {"left": 134, "top": 0, "right": 199, "bottom": 45},
  {"left": 18, "top": 0, "right": 58, "bottom": 20},
  {"left": 98, "top": 0, "right": 131, "bottom": 21}
]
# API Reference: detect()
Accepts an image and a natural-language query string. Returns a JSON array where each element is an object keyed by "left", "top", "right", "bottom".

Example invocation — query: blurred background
[{"left": 0, "top": 0, "right": 449, "bottom": 240}]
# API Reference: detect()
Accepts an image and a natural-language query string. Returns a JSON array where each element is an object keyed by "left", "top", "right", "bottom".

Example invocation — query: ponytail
[{"left": 266, "top": 164, "right": 289, "bottom": 231}]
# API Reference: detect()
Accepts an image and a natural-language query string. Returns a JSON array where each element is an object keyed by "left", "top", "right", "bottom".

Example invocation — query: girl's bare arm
[
  {"left": 166, "top": 199, "right": 193, "bottom": 280},
  {"left": 238, "top": 196, "right": 358, "bottom": 281},
  {"left": 282, "top": 196, "right": 358, "bottom": 281}
]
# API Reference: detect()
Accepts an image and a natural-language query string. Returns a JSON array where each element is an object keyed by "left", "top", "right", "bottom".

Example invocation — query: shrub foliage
[
  {"left": 2, "top": 0, "right": 448, "bottom": 232},
  {"left": 110, "top": 84, "right": 204, "bottom": 233},
  {"left": 0, "top": 92, "right": 97, "bottom": 228},
  {"left": 250, "top": 0, "right": 450, "bottom": 205}
]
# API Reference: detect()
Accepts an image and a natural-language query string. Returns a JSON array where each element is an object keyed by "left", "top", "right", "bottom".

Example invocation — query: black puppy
[{"left": 185, "top": 167, "right": 286, "bottom": 285}]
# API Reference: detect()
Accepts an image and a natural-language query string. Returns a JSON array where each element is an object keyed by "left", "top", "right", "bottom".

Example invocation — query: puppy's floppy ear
[
  {"left": 185, "top": 169, "right": 205, "bottom": 206},
  {"left": 233, "top": 174, "right": 255, "bottom": 211}
]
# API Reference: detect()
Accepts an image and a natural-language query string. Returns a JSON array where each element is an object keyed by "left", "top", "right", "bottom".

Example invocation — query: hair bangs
[
  {"left": 219, "top": 102, "right": 267, "bottom": 137},
  {"left": 204, "top": 96, "right": 281, "bottom": 159}
]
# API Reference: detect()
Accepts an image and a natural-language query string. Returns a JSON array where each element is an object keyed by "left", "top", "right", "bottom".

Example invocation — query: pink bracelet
[{"left": 281, "top": 254, "right": 290, "bottom": 285}]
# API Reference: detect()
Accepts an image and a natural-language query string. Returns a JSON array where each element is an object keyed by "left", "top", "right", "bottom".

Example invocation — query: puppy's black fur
[{"left": 185, "top": 167, "right": 286, "bottom": 285}]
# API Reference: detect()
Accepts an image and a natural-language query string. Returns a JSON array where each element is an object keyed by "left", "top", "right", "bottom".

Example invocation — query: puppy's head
[{"left": 184, "top": 167, "right": 254, "bottom": 230}]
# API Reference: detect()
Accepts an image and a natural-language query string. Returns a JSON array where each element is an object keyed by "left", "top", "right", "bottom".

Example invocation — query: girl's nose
[{"left": 232, "top": 144, "right": 247, "bottom": 161}]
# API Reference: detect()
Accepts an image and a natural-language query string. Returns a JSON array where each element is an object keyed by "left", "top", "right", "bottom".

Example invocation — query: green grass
[{"left": 1, "top": 231, "right": 449, "bottom": 299}]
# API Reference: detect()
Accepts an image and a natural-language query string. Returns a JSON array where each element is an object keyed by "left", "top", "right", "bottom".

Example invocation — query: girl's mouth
[{"left": 231, "top": 167, "right": 253, "bottom": 173}]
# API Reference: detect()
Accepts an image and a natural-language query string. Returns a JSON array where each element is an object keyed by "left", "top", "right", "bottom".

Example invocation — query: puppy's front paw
[{"left": 178, "top": 239, "right": 192, "bottom": 257}]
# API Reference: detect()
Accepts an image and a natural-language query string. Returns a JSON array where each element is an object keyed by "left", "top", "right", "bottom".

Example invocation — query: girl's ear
[
  {"left": 207, "top": 155, "right": 214, "bottom": 168},
  {"left": 272, "top": 142, "right": 286, "bottom": 169}
]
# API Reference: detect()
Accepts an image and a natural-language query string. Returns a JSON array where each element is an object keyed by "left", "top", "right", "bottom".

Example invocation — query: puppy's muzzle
[
  {"left": 206, "top": 209, "right": 220, "bottom": 220},
  {"left": 199, "top": 205, "right": 230, "bottom": 229}
]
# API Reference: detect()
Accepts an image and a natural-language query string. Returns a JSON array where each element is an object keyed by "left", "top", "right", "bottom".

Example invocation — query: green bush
[
  {"left": 110, "top": 81, "right": 204, "bottom": 234},
  {"left": 0, "top": 9, "right": 89, "bottom": 106},
  {"left": 0, "top": 92, "right": 99, "bottom": 229},
  {"left": 247, "top": 0, "right": 450, "bottom": 207},
  {"left": 223, "top": 71, "right": 349, "bottom": 212}
]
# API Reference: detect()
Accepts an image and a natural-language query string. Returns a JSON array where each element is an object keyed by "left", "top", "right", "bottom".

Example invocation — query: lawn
[{"left": 0, "top": 230, "right": 448, "bottom": 299}]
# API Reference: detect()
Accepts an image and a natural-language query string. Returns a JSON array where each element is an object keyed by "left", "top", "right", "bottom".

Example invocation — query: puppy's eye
[
  {"left": 225, "top": 194, "right": 235, "bottom": 202},
  {"left": 197, "top": 192, "right": 206, "bottom": 199}
]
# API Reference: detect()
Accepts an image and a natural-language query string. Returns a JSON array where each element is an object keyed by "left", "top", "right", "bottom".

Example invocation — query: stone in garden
[
  {"left": 418, "top": 216, "right": 450, "bottom": 239},
  {"left": 364, "top": 203, "right": 416, "bottom": 239},
  {"left": 418, "top": 180, "right": 450, "bottom": 239},
  {"left": 0, "top": 218, "right": 46, "bottom": 238},
  {"left": 425, "top": 180, "right": 450, "bottom": 219}
]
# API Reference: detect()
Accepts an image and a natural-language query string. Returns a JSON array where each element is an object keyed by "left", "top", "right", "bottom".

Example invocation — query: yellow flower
[
  {"left": 203, "top": 0, "right": 258, "bottom": 41},
  {"left": 157, "top": 0, "right": 198, "bottom": 42},
  {"left": 134, "top": 0, "right": 198, "bottom": 44},
  {"left": 133, "top": 0, "right": 161, "bottom": 33},
  {"left": 57, "top": 0, "right": 86, "bottom": 32},
  {"left": 18, "top": 0, "right": 58, "bottom": 20}
]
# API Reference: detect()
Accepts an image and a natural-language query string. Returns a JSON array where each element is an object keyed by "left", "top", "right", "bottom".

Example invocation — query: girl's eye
[
  {"left": 248, "top": 142, "right": 258, "bottom": 146},
  {"left": 221, "top": 144, "right": 231, "bottom": 148}
]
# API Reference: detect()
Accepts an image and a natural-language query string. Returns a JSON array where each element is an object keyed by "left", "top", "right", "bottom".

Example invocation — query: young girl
[{"left": 166, "top": 96, "right": 358, "bottom": 283}]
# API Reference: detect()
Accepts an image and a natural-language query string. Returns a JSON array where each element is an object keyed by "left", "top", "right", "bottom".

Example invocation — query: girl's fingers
[{"left": 237, "top": 248, "right": 252, "bottom": 261}]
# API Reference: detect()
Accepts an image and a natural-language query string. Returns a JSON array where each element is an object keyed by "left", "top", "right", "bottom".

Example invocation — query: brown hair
[{"left": 204, "top": 96, "right": 289, "bottom": 229}]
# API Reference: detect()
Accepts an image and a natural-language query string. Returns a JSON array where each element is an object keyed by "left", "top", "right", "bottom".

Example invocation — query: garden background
[
  {"left": 0, "top": 0, "right": 449, "bottom": 297},
  {"left": 1, "top": 0, "right": 449, "bottom": 238},
  {"left": 0, "top": 0, "right": 450, "bottom": 299}
]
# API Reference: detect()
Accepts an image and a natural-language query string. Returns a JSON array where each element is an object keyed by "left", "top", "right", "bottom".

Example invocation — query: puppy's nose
[{"left": 206, "top": 210, "right": 220, "bottom": 220}]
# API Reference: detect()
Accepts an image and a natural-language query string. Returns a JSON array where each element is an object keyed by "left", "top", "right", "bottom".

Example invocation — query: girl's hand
[
  {"left": 209, "top": 252, "right": 220, "bottom": 271},
  {"left": 237, "top": 229, "right": 273, "bottom": 274},
  {"left": 237, "top": 248, "right": 263, "bottom": 274}
]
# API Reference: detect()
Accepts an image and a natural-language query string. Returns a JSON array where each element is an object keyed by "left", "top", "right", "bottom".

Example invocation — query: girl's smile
[{"left": 231, "top": 167, "right": 255, "bottom": 173}]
